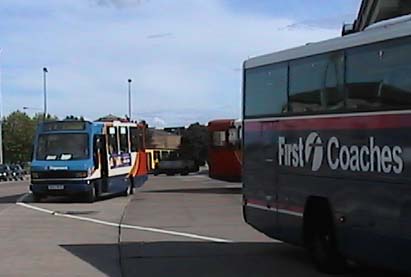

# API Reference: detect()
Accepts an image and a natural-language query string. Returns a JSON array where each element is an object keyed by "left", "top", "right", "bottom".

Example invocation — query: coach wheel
[
  {"left": 304, "top": 197, "right": 347, "bottom": 274},
  {"left": 305, "top": 204, "right": 346, "bottom": 274}
]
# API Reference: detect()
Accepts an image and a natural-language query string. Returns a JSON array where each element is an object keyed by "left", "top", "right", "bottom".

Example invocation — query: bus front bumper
[{"left": 30, "top": 181, "right": 93, "bottom": 196}]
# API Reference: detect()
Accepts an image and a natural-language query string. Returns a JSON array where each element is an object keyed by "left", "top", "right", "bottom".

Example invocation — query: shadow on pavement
[
  {"left": 61, "top": 244, "right": 122, "bottom": 277},
  {"left": 61, "top": 241, "right": 399, "bottom": 277},
  {"left": 0, "top": 193, "right": 25, "bottom": 203},
  {"left": 26, "top": 193, "right": 125, "bottom": 204},
  {"left": 146, "top": 187, "right": 241, "bottom": 195}
]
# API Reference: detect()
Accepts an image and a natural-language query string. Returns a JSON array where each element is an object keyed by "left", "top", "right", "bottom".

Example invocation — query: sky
[{"left": 0, "top": 0, "right": 360, "bottom": 127}]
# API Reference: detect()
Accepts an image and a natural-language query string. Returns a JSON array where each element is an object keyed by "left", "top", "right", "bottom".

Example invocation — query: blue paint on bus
[{"left": 30, "top": 120, "right": 148, "bottom": 201}]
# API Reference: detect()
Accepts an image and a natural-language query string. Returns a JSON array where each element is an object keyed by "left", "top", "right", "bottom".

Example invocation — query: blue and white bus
[
  {"left": 243, "top": 18, "right": 411, "bottom": 273},
  {"left": 30, "top": 120, "right": 148, "bottom": 202}
]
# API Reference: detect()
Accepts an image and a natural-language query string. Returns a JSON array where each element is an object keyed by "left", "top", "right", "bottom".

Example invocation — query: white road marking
[{"left": 16, "top": 194, "right": 233, "bottom": 243}]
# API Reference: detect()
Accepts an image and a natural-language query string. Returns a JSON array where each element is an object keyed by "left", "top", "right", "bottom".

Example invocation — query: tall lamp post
[
  {"left": 43, "top": 67, "right": 48, "bottom": 120},
  {"left": 0, "top": 49, "right": 3, "bottom": 164},
  {"left": 128, "top": 79, "right": 132, "bottom": 121}
]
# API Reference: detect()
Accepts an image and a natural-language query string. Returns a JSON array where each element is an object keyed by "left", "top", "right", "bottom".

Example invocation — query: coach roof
[{"left": 244, "top": 19, "right": 411, "bottom": 69}]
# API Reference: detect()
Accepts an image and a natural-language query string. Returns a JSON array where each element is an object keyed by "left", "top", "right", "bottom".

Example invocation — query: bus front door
[{"left": 100, "top": 136, "right": 109, "bottom": 193}]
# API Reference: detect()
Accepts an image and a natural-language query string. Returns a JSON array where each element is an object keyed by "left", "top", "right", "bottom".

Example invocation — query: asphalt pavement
[{"left": 0, "top": 175, "right": 402, "bottom": 276}]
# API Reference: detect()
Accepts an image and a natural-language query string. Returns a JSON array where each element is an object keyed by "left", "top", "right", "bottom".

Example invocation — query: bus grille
[{"left": 32, "top": 171, "right": 86, "bottom": 179}]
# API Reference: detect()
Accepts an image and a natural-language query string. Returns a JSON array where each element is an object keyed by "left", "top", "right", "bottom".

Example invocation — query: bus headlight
[
  {"left": 31, "top": 172, "right": 39, "bottom": 179},
  {"left": 74, "top": 171, "right": 88, "bottom": 178}
]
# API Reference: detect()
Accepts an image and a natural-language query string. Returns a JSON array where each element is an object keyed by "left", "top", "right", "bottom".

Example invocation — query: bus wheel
[
  {"left": 32, "top": 193, "right": 42, "bottom": 202},
  {"left": 304, "top": 199, "right": 346, "bottom": 274},
  {"left": 85, "top": 186, "right": 95, "bottom": 203},
  {"left": 122, "top": 188, "right": 129, "bottom": 197}
]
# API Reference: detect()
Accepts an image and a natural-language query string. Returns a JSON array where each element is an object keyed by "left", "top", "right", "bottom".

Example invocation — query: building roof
[{"left": 352, "top": 0, "right": 411, "bottom": 33}]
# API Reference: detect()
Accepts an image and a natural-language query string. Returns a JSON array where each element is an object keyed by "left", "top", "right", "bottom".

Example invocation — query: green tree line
[
  {"left": 2, "top": 111, "right": 58, "bottom": 164},
  {"left": 2, "top": 111, "right": 209, "bottom": 166},
  {"left": 179, "top": 123, "right": 208, "bottom": 166}
]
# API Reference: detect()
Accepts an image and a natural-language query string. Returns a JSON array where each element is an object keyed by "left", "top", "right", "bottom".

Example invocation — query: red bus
[{"left": 208, "top": 119, "right": 241, "bottom": 182}]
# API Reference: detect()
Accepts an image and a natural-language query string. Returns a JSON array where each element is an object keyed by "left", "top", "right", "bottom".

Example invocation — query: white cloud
[
  {"left": 152, "top": 116, "right": 166, "bottom": 127},
  {"left": 0, "top": 0, "right": 341, "bottom": 126}
]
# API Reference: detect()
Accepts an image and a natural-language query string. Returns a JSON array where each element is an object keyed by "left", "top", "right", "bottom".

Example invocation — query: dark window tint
[
  {"left": 119, "top": 127, "right": 129, "bottom": 153},
  {"left": 108, "top": 127, "right": 118, "bottom": 155},
  {"left": 245, "top": 63, "right": 288, "bottom": 117},
  {"left": 154, "top": 151, "right": 160, "bottom": 160},
  {"left": 289, "top": 52, "right": 344, "bottom": 113},
  {"left": 161, "top": 151, "right": 169, "bottom": 159},
  {"left": 130, "top": 127, "right": 140, "bottom": 152},
  {"left": 346, "top": 37, "right": 411, "bottom": 111}
]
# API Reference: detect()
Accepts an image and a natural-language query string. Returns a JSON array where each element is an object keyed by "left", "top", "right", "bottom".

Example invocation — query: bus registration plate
[{"left": 48, "top": 185, "right": 64, "bottom": 190}]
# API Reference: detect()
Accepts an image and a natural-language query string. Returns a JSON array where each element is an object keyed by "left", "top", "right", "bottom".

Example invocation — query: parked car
[
  {"left": 154, "top": 159, "right": 199, "bottom": 176},
  {"left": 0, "top": 165, "right": 12, "bottom": 181},
  {"left": 10, "top": 164, "right": 25, "bottom": 180}
]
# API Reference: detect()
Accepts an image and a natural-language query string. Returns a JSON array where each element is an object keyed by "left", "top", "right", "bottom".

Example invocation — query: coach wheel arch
[{"left": 303, "top": 196, "right": 346, "bottom": 273}]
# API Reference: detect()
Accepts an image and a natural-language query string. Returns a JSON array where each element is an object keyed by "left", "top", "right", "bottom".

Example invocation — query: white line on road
[{"left": 16, "top": 194, "right": 233, "bottom": 243}]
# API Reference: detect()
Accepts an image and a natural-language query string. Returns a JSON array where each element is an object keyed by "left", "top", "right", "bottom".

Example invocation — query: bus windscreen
[{"left": 36, "top": 133, "right": 89, "bottom": 161}]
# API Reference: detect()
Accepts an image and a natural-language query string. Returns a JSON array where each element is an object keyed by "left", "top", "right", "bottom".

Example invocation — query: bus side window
[
  {"left": 119, "top": 126, "right": 129, "bottom": 153},
  {"left": 108, "top": 127, "right": 118, "bottom": 155},
  {"left": 93, "top": 135, "right": 100, "bottom": 169},
  {"left": 346, "top": 39, "right": 411, "bottom": 111},
  {"left": 130, "top": 127, "right": 139, "bottom": 152},
  {"left": 289, "top": 52, "right": 344, "bottom": 114},
  {"left": 212, "top": 131, "right": 225, "bottom": 147},
  {"left": 154, "top": 151, "right": 160, "bottom": 160},
  {"left": 161, "top": 151, "right": 169, "bottom": 160},
  {"left": 237, "top": 126, "right": 242, "bottom": 149},
  {"left": 228, "top": 128, "right": 238, "bottom": 147}
]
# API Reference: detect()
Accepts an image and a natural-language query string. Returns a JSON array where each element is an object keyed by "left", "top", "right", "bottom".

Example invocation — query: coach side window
[
  {"left": 289, "top": 53, "right": 344, "bottom": 114},
  {"left": 245, "top": 63, "right": 288, "bottom": 117},
  {"left": 346, "top": 38, "right": 411, "bottom": 111}
]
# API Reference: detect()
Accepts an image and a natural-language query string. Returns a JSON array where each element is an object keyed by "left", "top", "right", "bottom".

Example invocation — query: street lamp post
[
  {"left": 0, "top": 50, "right": 3, "bottom": 164},
  {"left": 43, "top": 67, "right": 48, "bottom": 120},
  {"left": 128, "top": 79, "right": 132, "bottom": 121}
]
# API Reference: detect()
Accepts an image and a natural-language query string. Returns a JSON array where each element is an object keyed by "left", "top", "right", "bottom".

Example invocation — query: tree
[
  {"left": 3, "top": 111, "right": 37, "bottom": 163},
  {"left": 178, "top": 123, "right": 208, "bottom": 166},
  {"left": 2, "top": 111, "right": 59, "bottom": 164},
  {"left": 32, "top": 113, "right": 59, "bottom": 124},
  {"left": 64, "top": 115, "right": 85, "bottom": 121}
]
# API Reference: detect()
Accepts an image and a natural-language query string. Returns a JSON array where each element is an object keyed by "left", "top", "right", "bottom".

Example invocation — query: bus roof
[
  {"left": 245, "top": 19, "right": 411, "bottom": 69},
  {"left": 208, "top": 119, "right": 239, "bottom": 131}
]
